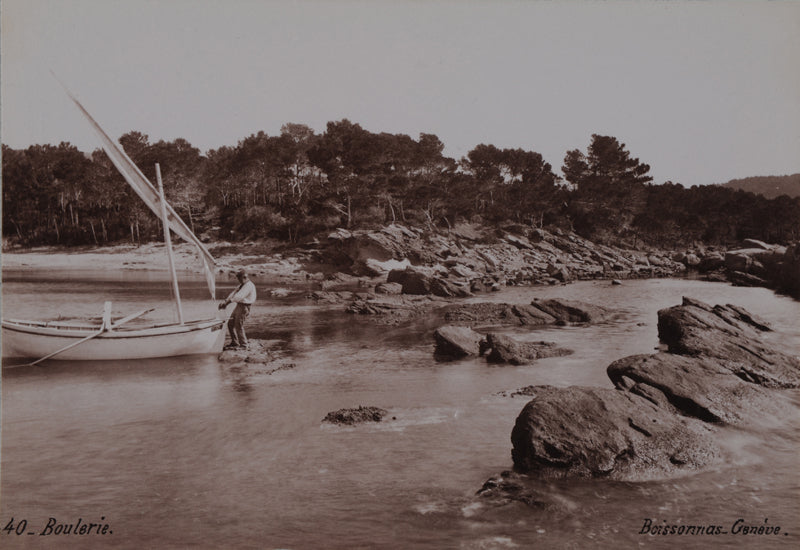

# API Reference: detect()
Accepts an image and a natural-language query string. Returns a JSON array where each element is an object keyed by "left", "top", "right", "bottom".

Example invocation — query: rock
[
  {"left": 776, "top": 243, "right": 800, "bottom": 297},
  {"left": 443, "top": 302, "right": 555, "bottom": 326},
  {"left": 703, "top": 270, "right": 728, "bottom": 283},
  {"left": 510, "top": 386, "right": 720, "bottom": 480},
  {"left": 347, "top": 296, "right": 432, "bottom": 324},
  {"left": 433, "top": 325, "right": 486, "bottom": 358},
  {"left": 450, "top": 223, "right": 483, "bottom": 241},
  {"left": 728, "top": 270, "right": 768, "bottom": 287},
  {"left": 505, "top": 234, "right": 533, "bottom": 250},
  {"left": 742, "top": 238, "right": 771, "bottom": 250},
  {"left": 364, "top": 257, "right": 411, "bottom": 276},
  {"left": 484, "top": 333, "right": 572, "bottom": 365},
  {"left": 387, "top": 267, "right": 432, "bottom": 295},
  {"left": 449, "top": 263, "right": 479, "bottom": 280},
  {"left": 218, "top": 339, "right": 281, "bottom": 364},
  {"left": 510, "top": 304, "right": 558, "bottom": 325},
  {"left": 270, "top": 288, "right": 292, "bottom": 298},
  {"left": 327, "top": 228, "right": 352, "bottom": 241},
  {"left": 470, "top": 279, "right": 488, "bottom": 293},
  {"left": 430, "top": 277, "right": 472, "bottom": 298},
  {"left": 375, "top": 282, "right": 403, "bottom": 295},
  {"left": 320, "top": 272, "right": 362, "bottom": 290},
  {"left": 546, "top": 263, "right": 572, "bottom": 282},
  {"left": 476, "top": 471, "right": 556, "bottom": 509},
  {"left": 698, "top": 252, "right": 725, "bottom": 272},
  {"left": 442, "top": 299, "right": 612, "bottom": 326},
  {"left": 607, "top": 353, "right": 793, "bottom": 425},
  {"left": 530, "top": 298, "right": 612, "bottom": 323},
  {"left": 611, "top": 279, "right": 622, "bottom": 285},
  {"left": 323, "top": 406, "right": 388, "bottom": 425},
  {"left": 656, "top": 298, "right": 800, "bottom": 388},
  {"left": 725, "top": 249, "right": 761, "bottom": 272},
  {"left": 684, "top": 253, "right": 701, "bottom": 267}
]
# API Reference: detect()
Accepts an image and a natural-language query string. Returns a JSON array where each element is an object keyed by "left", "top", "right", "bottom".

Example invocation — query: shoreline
[
  {"left": 1, "top": 242, "right": 309, "bottom": 281},
  {"left": 5, "top": 223, "right": 794, "bottom": 299}
]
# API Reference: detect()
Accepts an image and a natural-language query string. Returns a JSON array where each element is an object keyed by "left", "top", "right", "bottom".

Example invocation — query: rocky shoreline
[
  {"left": 5, "top": 224, "right": 798, "bottom": 300},
  {"left": 477, "top": 296, "right": 799, "bottom": 506}
]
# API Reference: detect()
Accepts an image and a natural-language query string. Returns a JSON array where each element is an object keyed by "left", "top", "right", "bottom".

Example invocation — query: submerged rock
[
  {"left": 444, "top": 302, "right": 534, "bottom": 326},
  {"left": 323, "top": 406, "right": 389, "bottom": 425},
  {"left": 443, "top": 298, "right": 608, "bottom": 327},
  {"left": 476, "top": 471, "right": 556, "bottom": 509},
  {"left": 219, "top": 339, "right": 281, "bottom": 364},
  {"left": 511, "top": 386, "right": 720, "bottom": 480},
  {"left": 484, "top": 333, "right": 572, "bottom": 365},
  {"left": 346, "top": 295, "right": 436, "bottom": 325},
  {"left": 530, "top": 298, "right": 613, "bottom": 324}
]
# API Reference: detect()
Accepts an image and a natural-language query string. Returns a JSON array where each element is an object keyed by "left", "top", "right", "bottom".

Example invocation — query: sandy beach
[{"left": 1, "top": 242, "right": 310, "bottom": 281}]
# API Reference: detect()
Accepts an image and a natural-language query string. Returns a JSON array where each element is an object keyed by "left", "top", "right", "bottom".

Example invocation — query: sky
[{"left": 2, "top": 0, "right": 799, "bottom": 187}]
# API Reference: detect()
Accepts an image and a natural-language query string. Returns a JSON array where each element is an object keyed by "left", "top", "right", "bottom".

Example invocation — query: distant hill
[{"left": 720, "top": 174, "right": 800, "bottom": 199}]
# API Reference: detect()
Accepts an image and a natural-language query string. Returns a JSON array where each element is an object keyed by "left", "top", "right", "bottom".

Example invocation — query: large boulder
[
  {"left": 607, "top": 353, "right": 794, "bottom": 425},
  {"left": 430, "top": 277, "right": 472, "bottom": 298},
  {"left": 697, "top": 252, "right": 725, "bottom": 272},
  {"left": 657, "top": 297, "right": 800, "bottom": 388},
  {"left": 510, "top": 386, "right": 720, "bottom": 480},
  {"left": 388, "top": 267, "right": 432, "bottom": 295},
  {"left": 546, "top": 263, "right": 572, "bottom": 282},
  {"left": 725, "top": 249, "right": 762, "bottom": 272},
  {"left": 775, "top": 243, "right": 800, "bottom": 298},
  {"left": 433, "top": 325, "right": 486, "bottom": 358},
  {"left": 684, "top": 253, "right": 701, "bottom": 267}
]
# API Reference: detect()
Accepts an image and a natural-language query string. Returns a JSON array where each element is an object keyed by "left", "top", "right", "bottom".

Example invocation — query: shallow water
[{"left": 1, "top": 271, "right": 799, "bottom": 549}]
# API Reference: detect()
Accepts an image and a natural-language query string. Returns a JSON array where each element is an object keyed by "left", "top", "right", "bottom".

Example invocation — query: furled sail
[{"left": 60, "top": 83, "right": 217, "bottom": 300}]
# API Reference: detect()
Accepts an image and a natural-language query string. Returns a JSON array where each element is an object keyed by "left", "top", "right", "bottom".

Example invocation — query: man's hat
[{"left": 236, "top": 269, "right": 247, "bottom": 278}]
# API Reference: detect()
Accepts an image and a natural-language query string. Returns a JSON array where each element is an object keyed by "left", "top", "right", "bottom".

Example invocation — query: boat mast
[{"left": 156, "top": 163, "right": 184, "bottom": 324}]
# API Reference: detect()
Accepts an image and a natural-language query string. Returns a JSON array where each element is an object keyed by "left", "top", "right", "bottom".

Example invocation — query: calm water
[{"left": 1, "top": 270, "right": 799, "bottom": 549}]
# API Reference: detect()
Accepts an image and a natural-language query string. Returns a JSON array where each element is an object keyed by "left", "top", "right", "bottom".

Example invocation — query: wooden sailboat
[{"left": 2, "top": 88, "right": 226, "bottom": 362}]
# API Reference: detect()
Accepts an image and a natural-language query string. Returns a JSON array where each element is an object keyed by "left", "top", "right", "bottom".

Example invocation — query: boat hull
[{"left": 2, "top": 319, "right": 226, "bottom": 361}]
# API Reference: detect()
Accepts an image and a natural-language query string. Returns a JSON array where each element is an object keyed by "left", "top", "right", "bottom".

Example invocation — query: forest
[{"left": 3, "top": 123, "right": 800, "bottom": 249}]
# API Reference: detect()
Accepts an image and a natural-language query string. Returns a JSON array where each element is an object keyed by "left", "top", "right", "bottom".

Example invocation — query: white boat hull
[{"left": 2, "top": 318, "right": 226, "bottom": 361}]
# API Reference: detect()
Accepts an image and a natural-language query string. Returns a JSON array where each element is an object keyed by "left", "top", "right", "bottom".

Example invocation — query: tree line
[{"left": 3, "top": 123, "right": 799, "bottom": 249}]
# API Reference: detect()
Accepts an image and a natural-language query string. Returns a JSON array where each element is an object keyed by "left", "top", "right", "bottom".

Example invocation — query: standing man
[{"left": 219, "top": 269, "right": 257, "bottom": 350}]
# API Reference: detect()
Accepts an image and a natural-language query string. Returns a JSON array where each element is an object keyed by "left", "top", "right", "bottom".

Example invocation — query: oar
[
  {"left": 110, "top": 307, "right": 155, "bottom": 329},
  {"left": 24, "top": 326, "right": 107, "bottom": 367},
  {"left": 20, "top": 304, "right": 154, "bottom": 367}
]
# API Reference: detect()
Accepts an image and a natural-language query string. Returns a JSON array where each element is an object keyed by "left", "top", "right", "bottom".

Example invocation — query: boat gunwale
[{"left": 2, "top": 318, "right": 225, "bottom": 339}]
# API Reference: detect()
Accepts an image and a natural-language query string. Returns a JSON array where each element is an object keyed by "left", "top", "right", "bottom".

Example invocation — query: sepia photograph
[{"left": 1, "top": 1, "right": 799, "bottom": 548}]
